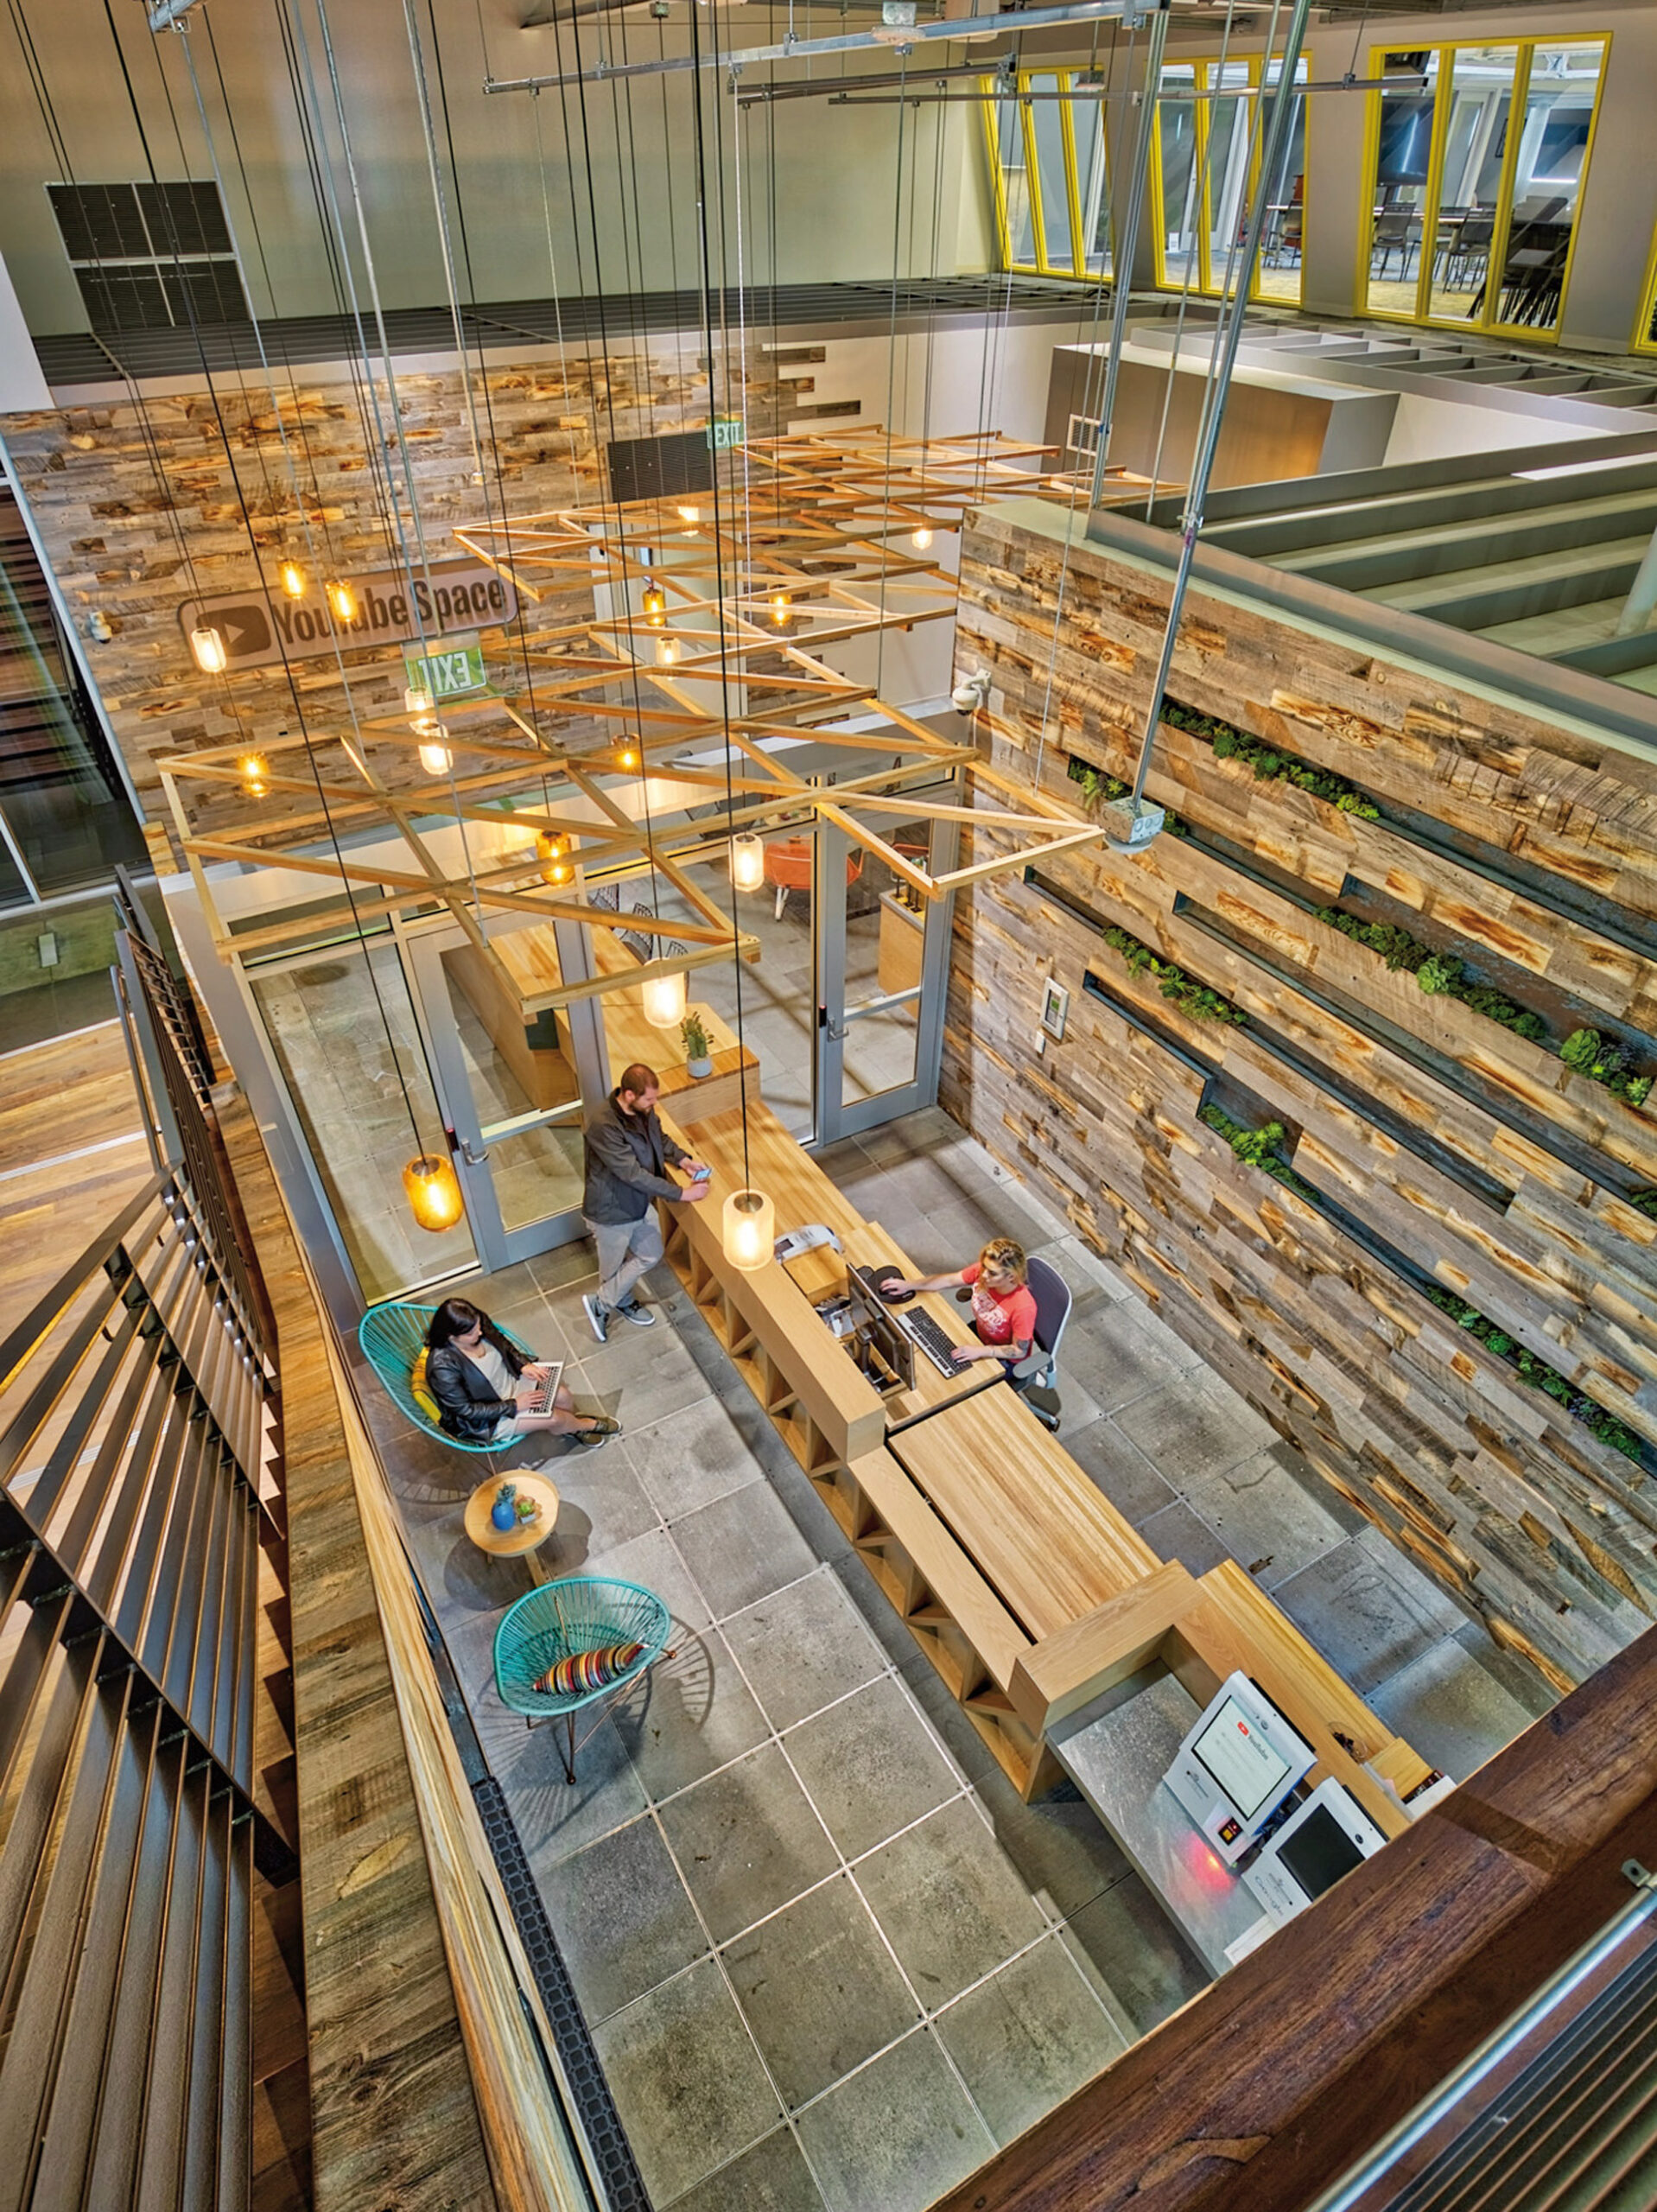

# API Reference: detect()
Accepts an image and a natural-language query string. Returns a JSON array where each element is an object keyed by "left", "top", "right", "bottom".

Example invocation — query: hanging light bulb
[
  {"left": 730, "top": 833, "right": 765, "bottom": 893},
  {"left": 657, "top": 637, "right": 681, "bottom": 666},
  {"left": 404, "top": 682, "right": 435, "bottom": 715},
  {"left": 239, "top": 753, "right": 270, "bottom": 799},
  {"left": 190, "top": 624, "right": 228, "bottom": 674},
  {"left": 642, "top": 582, "right": 667, "bottom": 626},
  {"left": 536, "top": 830, "right": 574, "bottom": 887},
  {"left": 325, "top": 577, "right": 357, "bottom": 624},
  {"left": 279, "top": 558, "right": 307, "bottom": 599},
  {"left": 642, "top": 969, "right": 687, "bottom": 1028},
  {"left": 676, "top": 503, "right": 701, "bottom": 524},
  {"left": 911, "top": 526, "right": 934, "bottom": 551},
  {"left": 613, "top": 734, "right": 643, "bottom": 774},
  {"left": 403, "top": 1152, "right": 465, "bottom": 1233},
  {"left": 417, "top": 735, "right": 453, "bottom": 776},
  {"left": 722, "top": 1186, "right": 776, "bottom": 1273},
  {"left": 771, "top": 591, "right": 791, "bottom": 627}
]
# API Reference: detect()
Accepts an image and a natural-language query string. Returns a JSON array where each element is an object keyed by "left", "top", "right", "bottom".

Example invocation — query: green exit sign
[
  {"left": 404, "top": 639, "right": 486, "bottom": 699},
  {"left": 706, "top": 416, "right": 745, "bottom": 451}
]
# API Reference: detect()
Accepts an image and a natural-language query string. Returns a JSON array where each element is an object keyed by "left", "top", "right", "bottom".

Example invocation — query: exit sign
[
  {"left": 403, "top": 639, "right": 486, "bottom": 700},
  {"left": 706, "top": 416, "right": 745, "bottom": 451}
]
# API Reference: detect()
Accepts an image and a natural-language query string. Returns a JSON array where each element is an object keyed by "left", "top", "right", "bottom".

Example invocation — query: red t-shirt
[{"left": 961, "top": 1262, "right": 1038, "bottom": 1349}]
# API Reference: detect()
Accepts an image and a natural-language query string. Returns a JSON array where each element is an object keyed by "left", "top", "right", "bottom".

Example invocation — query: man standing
[{"left": 581, "top": 1061, "right": 711, "bottom": 1343}]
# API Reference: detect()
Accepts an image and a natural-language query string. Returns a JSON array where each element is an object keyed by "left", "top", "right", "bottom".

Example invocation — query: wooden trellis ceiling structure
[{"left": 161, "top": 432, "right": 1107, "bottom": 1010}]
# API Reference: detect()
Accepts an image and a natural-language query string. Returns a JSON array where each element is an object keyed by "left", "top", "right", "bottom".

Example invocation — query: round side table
[{"left": 465, "top": 1471, "right": 562, "bottom": 1583}]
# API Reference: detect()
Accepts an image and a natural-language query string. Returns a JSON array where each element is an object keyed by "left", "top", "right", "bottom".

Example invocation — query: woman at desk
[{"left": 879, "top": 1237, "right": 1038, "bottom": 1382}]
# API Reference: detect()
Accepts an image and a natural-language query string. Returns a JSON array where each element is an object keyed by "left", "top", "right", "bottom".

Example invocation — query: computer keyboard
[{"left": 900, "top": 1308, "right": 962, "bottom": 1378}]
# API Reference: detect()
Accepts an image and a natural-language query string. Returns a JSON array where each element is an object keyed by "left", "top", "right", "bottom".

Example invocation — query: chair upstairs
[
  {"left": 358, "top": 1299, "right": 534, "bottom": 1454},
  {"left": 1019, "top": 1253, "right": 1073, "bottom": 1400}
]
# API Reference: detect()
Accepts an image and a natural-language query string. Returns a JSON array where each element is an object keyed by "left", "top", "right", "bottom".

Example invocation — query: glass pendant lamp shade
[
  {"left": 536, "top": 831, "right": 573, "bottom": 887},
  {"left": 657, "top": 637, "right": 680, "bottom": 665},
  {"left": 239, "top": 753, "right": 270, "bottom": 798},
  {"left": 722, "top": 1187, "right": 775, "bottom": 1272},
  {"left": 911, "top": 526, "right": 933, "bottom": 550},
  {"left": 403, "top": 1152, "right": 465, "bottom": 1232},
  {"left": 642, "top": 969, "right": 687, "bottom": 1028},
  {"left": 279, "top": 559, "right": 307, "bottom": 598},
  {"left": 643, "top": 582, "right": 667, "bottom": 626},
  {"left": 326, "top": 577, "right": 357, "bottom": 624},
  {"left": 730, "top": 833, "right": 765, "bottom": 893},
  {"left": 771, "top": 592, "right": 790, "bottom": 626},
  {"left": 191, "top": 624, "right": 228, "bottom": 674},
  {"left": 613, "top": 734, "right": 643, "bottom": 774},
  {"left": 417, "top": 738, "right": 453, "bottom": 776},
  {"left": 404, "top": 683, "right": 435, "bottom": 715}
]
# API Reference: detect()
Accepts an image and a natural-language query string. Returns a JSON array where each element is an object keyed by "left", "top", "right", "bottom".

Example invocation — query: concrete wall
[{"left": 0, "top": 0, "right": 991, "bottom": 335}]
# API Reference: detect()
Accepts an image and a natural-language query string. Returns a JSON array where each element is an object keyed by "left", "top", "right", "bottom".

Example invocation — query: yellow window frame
[
  {"left": 1355, "top": 33, "right": 1609, "bottom": 340},
  {"left": 1636, "top": 227, "right": 1657, "bottom": 357},
  {"left": 980, "top": 75, "right": 1109, "bottom": 282},
  {"left": 1147, "top": 54, "right": 1306, "bottom": 303}
]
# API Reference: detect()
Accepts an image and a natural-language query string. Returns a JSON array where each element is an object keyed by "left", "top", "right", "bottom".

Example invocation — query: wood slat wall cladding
[{"left": 946, "top": 506, "right": 1657, "bottom": 1694}]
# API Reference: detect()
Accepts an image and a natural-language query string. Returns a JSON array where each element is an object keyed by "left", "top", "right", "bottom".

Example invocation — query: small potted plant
[
  {"left": 681, "top": 1009, "right": 714, "bottom": 1078},
  {"left": 491, "top": 1479, "right": 518, "bottom": 1531}
]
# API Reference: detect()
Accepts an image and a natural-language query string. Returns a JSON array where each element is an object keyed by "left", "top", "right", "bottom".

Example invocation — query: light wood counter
[{"left": 877, "top": 892, "right": 924, "bottom": 998}]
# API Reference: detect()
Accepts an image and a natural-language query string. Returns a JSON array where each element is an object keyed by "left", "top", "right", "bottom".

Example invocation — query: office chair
[{"left": 1016, "top": 1254, "right": 1072, "bottom": 1432}]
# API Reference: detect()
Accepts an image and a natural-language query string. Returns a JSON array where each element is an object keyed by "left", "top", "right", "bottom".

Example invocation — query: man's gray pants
[{"left": 588, "top": 1213, "right": 664, "bottom": 1313}]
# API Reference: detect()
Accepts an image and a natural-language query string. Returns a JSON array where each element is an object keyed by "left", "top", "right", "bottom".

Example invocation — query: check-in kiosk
[
  {"left": 1163, "top": 1671, "right": 1316, "bottom": 1866},
  {"left": 1241, "top": 1777, "right": 1388, "bottom": 1927}
]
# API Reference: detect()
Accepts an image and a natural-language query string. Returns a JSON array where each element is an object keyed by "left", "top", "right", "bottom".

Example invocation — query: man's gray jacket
[{"left": 581, "top": 1090, "right": 689, "bottom": 1225}]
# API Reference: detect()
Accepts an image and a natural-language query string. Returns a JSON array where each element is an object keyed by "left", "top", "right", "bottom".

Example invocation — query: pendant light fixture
[
  {"left": 641, "top": 969, "right": 687, "bottom": 1028},
  {"left": 279, "top": 558, "right": 308, "bottom": 598},
  {"left": 722, "top": 1186, "right": 775, "bottom": 1273},
  {"left": 325, "top": 577, "right": 358, "bottom": 624},
  {"left": 239, "top": 753, "right": 270, "bottom": 798},
  {"left": 417, "top": 733, "right": 453, "bottom": 776},
  {"left": 770, "top": 591, "right": 791, "bottom": 627},
  {"left": 403, "top": 1152, "right": 466, "bottom": 1232},
  {"left": 676, "top": 503, "right": 701, "bottom": 525},
  {"left": 911, "top": 526, "right": 933, "bottom": 550},
  {"left": 642, "top": 582, "right": 667, "bottom": 626},
  {"left": 657, "top": 637, "right": 680, "bottom": 666},
  {"left": 536, "top": 830, "right": 573, "bottom": 887},
  {"left": 613, "top": 734, "right": 643, "bottom": 775},
  {"left": 404, "top": 682, "right": 435, "bottom": 715},
  {"left": 730, "top": 832, "right": 764, "bottom": 893},
  {"left": 191, "top": 624, "right": 228, "bottom": 674}
]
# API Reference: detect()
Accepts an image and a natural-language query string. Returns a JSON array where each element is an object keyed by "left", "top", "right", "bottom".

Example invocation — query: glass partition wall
[
  {"left": 1149, "top": 55, "right": 1307, "bottom": 305},
  {"left": 981, "top": 75, "right": 1112, "bottom": 278},
  {"left": 1362, "top": 36, "right": 1608, "bottom": 337}
]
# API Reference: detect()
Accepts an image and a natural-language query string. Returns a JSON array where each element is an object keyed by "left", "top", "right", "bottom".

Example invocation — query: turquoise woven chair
[
  {"left": 358, "top": 1300, "right": 535, "bottom": 1455},
  {"left": 492, "top": 1577, "right": 672, "bottom": 1781}
]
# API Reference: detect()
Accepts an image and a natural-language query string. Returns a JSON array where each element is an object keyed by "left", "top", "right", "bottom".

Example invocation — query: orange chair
[{"left": 763, "top": 838, "right": 864, "bottom": 921}]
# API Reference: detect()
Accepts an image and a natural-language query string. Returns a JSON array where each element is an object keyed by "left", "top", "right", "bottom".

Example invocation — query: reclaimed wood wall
[
  {"left": 2, "top": 337, "right": 787, "bottom": 861},
  {"left": 943, "top": 504, "right": 1657, "bottom": 1693}
]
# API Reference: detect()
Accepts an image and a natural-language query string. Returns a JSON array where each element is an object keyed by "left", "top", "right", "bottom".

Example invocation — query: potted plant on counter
[{"left": 681, "top": 1009, "right": 714, "bottom": 1078}]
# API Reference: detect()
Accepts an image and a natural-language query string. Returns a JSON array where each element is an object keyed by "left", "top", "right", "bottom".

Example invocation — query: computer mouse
[{"left": 879, "top": 1279, "right": 916, "bottom": 1306}]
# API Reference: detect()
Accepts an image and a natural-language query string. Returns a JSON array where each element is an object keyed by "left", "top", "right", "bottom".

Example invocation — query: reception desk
[{"left": 655, "top": 1098, "right": 1432, "bottom": 1829}]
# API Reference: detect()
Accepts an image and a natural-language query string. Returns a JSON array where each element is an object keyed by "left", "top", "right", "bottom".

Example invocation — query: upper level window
[{"left": 46, "top": 181, "right": 249, "bottom": 333}]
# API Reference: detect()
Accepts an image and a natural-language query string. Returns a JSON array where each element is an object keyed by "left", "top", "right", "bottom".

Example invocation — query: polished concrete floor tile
[
  {"left": 1116, "top": 1367, "right": 1276, "bottom": 1487},
  {"left": 566, "top": 1525, "right": 711, "bottom": 1633},
  {"left": 722, "top": 1569, "right": 890, "bottom": 1733},
  {"left": 625, "top": 1396, "right": 765, "bottom": 1522},
  {"left": 972, "top": 1773, "right": 1131, "bottom": 1922},
  {"left": 1368, "top": 1631, "right": 1540, "bottom": 1783},
  {"left": 1061, "top": 1300, "right": 1197, "bottom": 1414},
  {"left": 572, "top": 1325, "right": 712, "bottom": 1431},
  {"left": 613, "top": 1628, "right": 771, "bottom": 1802},
  {"left": 670, "top": 1483, "right": 821, "bottom": 1622},
  {"left": 536, "top": 1453, "right": 660, "bottom": 1574},
  {"left": 724, "top": 1874, "right": 920, "bottom": 2110},
  {"left": 935, "top": 1935, "right": 1126, "bottom": 2148},
  {"left": 1060, "top": 1878, "right": 1210, "bottom": 2042},
  {"left": 1176, "top": 1443, "right": 1350, "bottom": 1590},
  {"left": 792, "top": 2027, "right": 994, "bottom": 2212},
  {"left": 784, "top": 1678, "right": 961, "bottom": 1860},
  {"left": 854, "top": 1799, "right": 1048, "bottom": 2010},
  {"left": 1135, "top": 1499, "right": 1232, "bottom": 1580},
  {"left": 1062, "top": 1417, "right": 1179, "bottom": 1526},
  {"left": 657, "top": 1745, "right": 841, "bottom": 1943},
  {"left": 1451, "top": 1619, "right": 1559, "bottom": 1723},
  {"left": 664, "top": 2126, "right": 826, "bottom": 2212},
  {"left": 593, "top": 1957, "right": 783, "bottom": 2206},
  {"left": 538, "top": 1813, "right": 708, "bottom": 2024},
  {"left": 509, "top": 1712, "right": 651, "bottom": 1872},
  {"left": 1273, "top": 1528, "right": 1466, "bottom": 1697}
]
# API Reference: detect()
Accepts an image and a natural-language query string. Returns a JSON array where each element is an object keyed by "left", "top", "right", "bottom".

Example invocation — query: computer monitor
[
  {"left": 1242, "top": 1778, "right": 1387, "bottom": 1927},
  {"left": 846, "top": 1266, "right": 915, "bottom": 1392},
  {"left": 1163, "top": 1671, "right": 1316, "bottom": 1866}
]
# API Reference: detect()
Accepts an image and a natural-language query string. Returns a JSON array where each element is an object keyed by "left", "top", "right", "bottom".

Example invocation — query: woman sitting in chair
[
  {"left": 879, "top": 1236, "right": 1038, "bottom": 1386},
  {"left": 425, "top": 1298, "right": 617, "bottom": 1448}
]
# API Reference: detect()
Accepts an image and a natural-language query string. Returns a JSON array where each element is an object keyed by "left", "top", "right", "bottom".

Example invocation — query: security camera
[
  {"left": 87, "top": 608, "right": 113, "bottom": 643},
  {"left": 951, "top": 670, "right": 992, "bottom": 715}
]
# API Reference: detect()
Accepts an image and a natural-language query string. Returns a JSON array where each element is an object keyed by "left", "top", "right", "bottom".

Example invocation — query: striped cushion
[
  {"left": 531, "top": 1641, "right": 644, "bottom": 1698},
  {"left": 409, "top": 1349, "right": 441, "bottom": 1424}
]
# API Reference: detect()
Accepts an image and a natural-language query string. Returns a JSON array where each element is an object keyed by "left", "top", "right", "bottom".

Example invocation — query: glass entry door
[
  {"left": 404, "top": 911, "right": 611, "bottom": 1272},
  {"left": 815, "top": 790, "right": 959, "bottom": 1145}
]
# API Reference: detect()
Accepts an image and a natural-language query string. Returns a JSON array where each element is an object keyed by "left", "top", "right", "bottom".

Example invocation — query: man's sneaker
[
  {"left": 581, "top": 1293, "right": 609, "bottom": 1344},
  {"left": 614, "top": 1299, "right": 656, "bottom": 1329}
]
